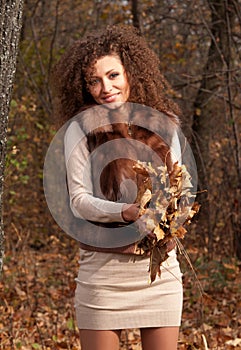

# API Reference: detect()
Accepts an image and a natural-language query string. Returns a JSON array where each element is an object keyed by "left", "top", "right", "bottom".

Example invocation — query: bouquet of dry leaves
[{"left": 133, "top": 161, "right": 200, "bottom": 283}]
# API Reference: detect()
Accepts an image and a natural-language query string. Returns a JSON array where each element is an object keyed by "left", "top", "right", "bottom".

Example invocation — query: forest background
[{"left": 0, "top": 0, "right": 241, "bottom": 349}]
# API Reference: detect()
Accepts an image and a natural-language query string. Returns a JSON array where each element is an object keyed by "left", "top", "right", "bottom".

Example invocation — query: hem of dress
[{"left": 75, "top": 310, "right": 182, "bottom": 330}]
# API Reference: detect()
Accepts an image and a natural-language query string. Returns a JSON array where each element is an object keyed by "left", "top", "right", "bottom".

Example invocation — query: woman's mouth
[{"left": 103, "top": 93, "right": 120, "bottom": 103}]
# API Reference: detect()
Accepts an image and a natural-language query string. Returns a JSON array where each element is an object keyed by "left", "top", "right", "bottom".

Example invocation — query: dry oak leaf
[
  {"left": 149, "top": 244, "right": 169, "bottom": 283},
  {"left": 134, "top": 161, "right": 200, "bottom": 283}
]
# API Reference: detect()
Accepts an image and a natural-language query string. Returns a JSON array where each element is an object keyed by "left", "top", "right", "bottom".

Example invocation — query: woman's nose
[{"left": 102, "top": 79, "right": 112, "bottom": 93}]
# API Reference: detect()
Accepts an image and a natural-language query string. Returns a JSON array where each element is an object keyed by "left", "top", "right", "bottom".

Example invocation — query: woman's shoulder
[{"left": 131, "top": 104, "right": 179, "bottom": 136}]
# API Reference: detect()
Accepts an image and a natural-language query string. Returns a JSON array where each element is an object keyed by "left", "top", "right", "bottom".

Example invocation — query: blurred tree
[
  {"left": 192, "top": 0, "right": 241, "bottom": 257},
  {"left": 131, "top": 0, "right": 142, "bottom": 32},
  {"left": 0, "top": 0, "right": 24, "bottom": 273}
]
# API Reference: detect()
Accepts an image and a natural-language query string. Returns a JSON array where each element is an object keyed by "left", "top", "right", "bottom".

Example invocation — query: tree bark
[
  {"left": 0, "top": 0, "right": 24, "bottom": 274},
  {"left": 192, "top": 0, "right": 237, "bottom": 254},
  {"left": 131, "top": 0, "right": 142, "bottom": 33}
]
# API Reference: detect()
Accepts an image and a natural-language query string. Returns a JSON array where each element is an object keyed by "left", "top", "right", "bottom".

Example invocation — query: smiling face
[{"left": 87, "top": 55, "right": 130, "bottom": 105}]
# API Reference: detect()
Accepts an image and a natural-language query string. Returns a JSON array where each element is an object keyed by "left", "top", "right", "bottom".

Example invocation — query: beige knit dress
[
  {"left": 74, "top": 248, "right": 183, "bottom": 330},
  {"left": 65, "top": 120, "right": 183, "bottom": 330}
]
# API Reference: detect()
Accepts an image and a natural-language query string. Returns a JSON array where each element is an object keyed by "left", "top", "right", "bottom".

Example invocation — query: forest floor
[{"left": 1, "top": 217, "right": 241, "bottom": 350}]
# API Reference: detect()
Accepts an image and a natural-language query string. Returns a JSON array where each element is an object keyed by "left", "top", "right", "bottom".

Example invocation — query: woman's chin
[{"left": 102, "top": 101, "right": 125, "bottom": 109}]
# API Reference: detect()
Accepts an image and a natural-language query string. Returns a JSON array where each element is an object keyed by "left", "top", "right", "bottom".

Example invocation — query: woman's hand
[
  {"left": 122, "top": 205, "right": 157, "bottom": 239},
  {"left": 134, "top": 208, "right": 155, "bottom": 237},
  {"left": 122, "top": 203, "right": 140, "bottom": 222}
]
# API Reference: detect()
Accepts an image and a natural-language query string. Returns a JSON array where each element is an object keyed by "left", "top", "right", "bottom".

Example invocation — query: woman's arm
[{"left": 65, "top": 121, "right": 138, "bottom": 223}]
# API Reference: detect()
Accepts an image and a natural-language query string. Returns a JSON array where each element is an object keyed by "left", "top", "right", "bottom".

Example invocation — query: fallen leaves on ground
[{"left": 1, "top": 225, "right": 241, "bottom": 349}]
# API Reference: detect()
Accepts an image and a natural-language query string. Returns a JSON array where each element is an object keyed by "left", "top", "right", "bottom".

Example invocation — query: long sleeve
[
  {"left": 64, "top": 121, "right": 126, "bottom": 223},
  {"left": 170, "top": 129, "right": 182, "bottom": 165}
]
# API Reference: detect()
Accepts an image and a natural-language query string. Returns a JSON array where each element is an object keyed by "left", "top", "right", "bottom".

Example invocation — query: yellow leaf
[
  {"left": 225, "top": 338, "right": 241, "bottom": 346},
  {"left": 139, "top": 189, "right": 152, "bottom": 214},
  {"left": 154, "top": 225, "right": 165, "bottom": 241}
]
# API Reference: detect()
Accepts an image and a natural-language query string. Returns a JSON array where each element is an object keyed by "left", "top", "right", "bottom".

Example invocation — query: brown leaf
[
  {"left": 173, "top": 225, "right": 187, "bottom": 238},
  {"left": 149, "top": 245, "right": 168, "bottom": 283},
  {"left": 133, "top": 162, "right": 150, "bottom": 176},
  {"left": 169, "top": 162, "right": 182, "bottom": 187}
]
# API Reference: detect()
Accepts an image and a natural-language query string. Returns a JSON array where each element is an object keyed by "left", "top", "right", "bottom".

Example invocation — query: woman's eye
[
  {"left": 89, "top": 78, "right": 100, "bottom": 86},
  {"left": 109, "top": 72, "right": 119, "bottom": 79}
]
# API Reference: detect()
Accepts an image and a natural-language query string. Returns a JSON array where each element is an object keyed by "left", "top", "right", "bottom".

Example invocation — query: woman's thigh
[
  {"left": 79, "top": 329, "right": 121, "bottom": 350},
  {"left": 140, "top": 326, "right": 179, "bottom": 350}
]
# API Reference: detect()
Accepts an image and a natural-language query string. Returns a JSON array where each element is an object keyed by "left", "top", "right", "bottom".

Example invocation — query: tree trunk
[
  {"left": 131, "top": 0, "right": 142, "bottom": 33},
  {"left": 192, "top": 0, "right": 237, "bottom": 255},
  {"left": 0, "top": 0, "right": 24, "bottom": 274}
]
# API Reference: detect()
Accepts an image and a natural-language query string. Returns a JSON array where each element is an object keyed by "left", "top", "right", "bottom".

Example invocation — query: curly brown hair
[{"left": 51, "top": 24, "right": 181, "bottom": 125}]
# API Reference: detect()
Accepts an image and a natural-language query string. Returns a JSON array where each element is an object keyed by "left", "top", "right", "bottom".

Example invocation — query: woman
[{"left": 52, "top": 24, "right": 183, "bottom": 350}]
